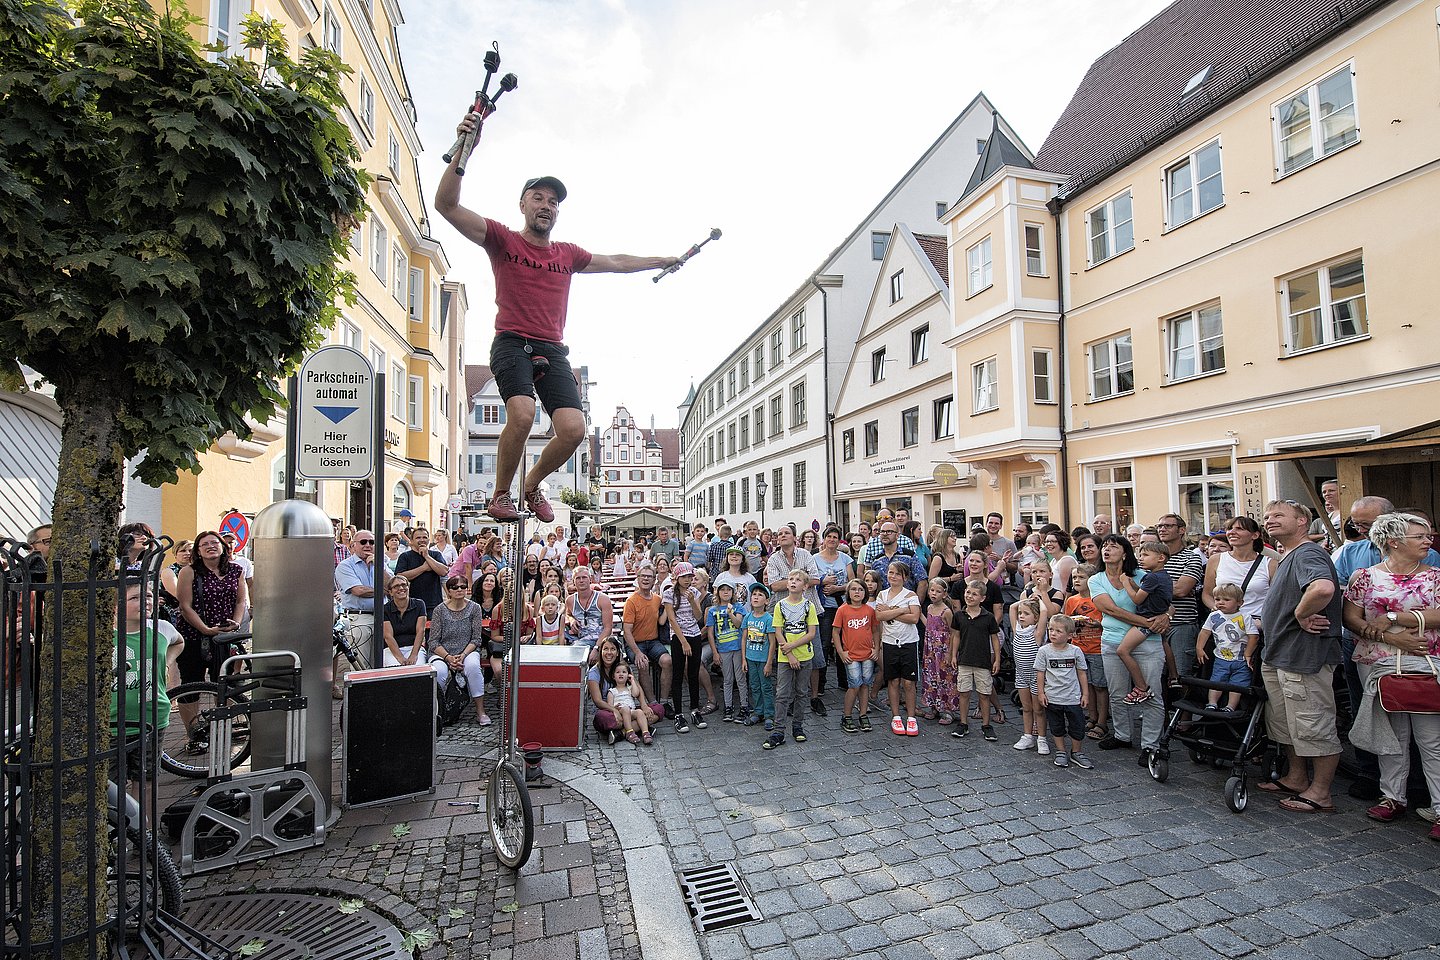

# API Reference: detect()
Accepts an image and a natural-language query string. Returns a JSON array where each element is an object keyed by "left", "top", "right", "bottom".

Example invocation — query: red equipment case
[{"left": 500, "top": 645, "right": 589, "bottom": 751}]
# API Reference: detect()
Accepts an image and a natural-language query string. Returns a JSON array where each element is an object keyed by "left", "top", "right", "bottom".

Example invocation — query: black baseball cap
[{"left": 521, "top": 176, "right": 567, "bottom": 201}]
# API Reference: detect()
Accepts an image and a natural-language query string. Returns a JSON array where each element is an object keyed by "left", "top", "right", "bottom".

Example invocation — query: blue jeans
[
  {"left": 746, "top": 659, "right": 774, "bottom": 719},
  {"left": 1166, "top": 620, "right": 1201, "bottom": 680},
  {"left": 1104, "top": 642, "right": 1165, "bottom": 750}
]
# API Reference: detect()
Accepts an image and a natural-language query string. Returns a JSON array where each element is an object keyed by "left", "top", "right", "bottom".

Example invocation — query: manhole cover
[
  {"left": 182, "top": 892, "right": 410, "bottom": 958},
  {"left": 677, "top": 864, "right": 763, "bottom": 932}
]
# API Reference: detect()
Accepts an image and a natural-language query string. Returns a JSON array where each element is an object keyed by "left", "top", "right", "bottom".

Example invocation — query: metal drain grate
[
  {"left": 182, "top": 891, "right": 411, "bottom": 959},
  {"left": 677, "top": 864, "right": 763, "bottom": 932}
]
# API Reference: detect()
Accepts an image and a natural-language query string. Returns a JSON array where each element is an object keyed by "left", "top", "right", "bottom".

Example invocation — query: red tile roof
[
  {"left": 913, "top": 233, "right": 949, "bottom": 287},
  {"left": 650, "top": 428, "right": 680, "bottom": 469},
  {"left": 464, "top": 364, "right": 493, "bottom": 399}
]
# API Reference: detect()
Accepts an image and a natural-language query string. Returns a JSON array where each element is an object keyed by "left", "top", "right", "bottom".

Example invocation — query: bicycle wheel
[
  {"left": 110, "top": 824, "right": 184, "bottom": 926},
  {"left": 160, "top": 682, "right": 251, "bottom": 779},
  {"left": 334, "top": 626, "right": 373, "bottom": 674},
  {"left": 486, "top": 760, "right": 533, "bottom": 870}
]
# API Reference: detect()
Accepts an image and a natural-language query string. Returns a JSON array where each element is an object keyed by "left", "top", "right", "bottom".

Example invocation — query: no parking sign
[{"left": 219, "top": 510, "right": 251, "bottom": 552}]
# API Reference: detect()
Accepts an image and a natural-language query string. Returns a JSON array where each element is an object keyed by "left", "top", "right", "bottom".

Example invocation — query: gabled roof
[
  {"left": 913, "top": 233, "right": 949, "bottom": 287},
  {"left": 650, "top": 428, "right": 680, "bottom": 469},
  {"left": 959, "top": 114, "right": 1035, "bottom": 203},
  {"left": 464, "top": 364, "right": 493, "bottom": 400},
  {"left": 1035, "top": 0, "right": 1392, "bottom": 199}
]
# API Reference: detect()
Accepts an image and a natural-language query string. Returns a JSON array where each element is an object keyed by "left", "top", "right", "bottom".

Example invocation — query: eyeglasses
[
  {"left": 447, "top": 584, "right": 468, "bottom": 591},
  {"left": 356, "top": 539, "right": 375, "bottom": 545},
  {"left": 1154, "top": 522, "right": 1180, "bottom": 529},
  {"left": 31, "top": 537, "right": 51, "bottom": 546}
]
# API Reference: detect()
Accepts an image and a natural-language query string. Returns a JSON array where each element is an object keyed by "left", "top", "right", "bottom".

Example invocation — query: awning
[
  {"left": 1236, "top": 420, "right": 1440, "bottom": 464},
  {"left": 604, "top": 508, "right": 684, "bottom": 533}
]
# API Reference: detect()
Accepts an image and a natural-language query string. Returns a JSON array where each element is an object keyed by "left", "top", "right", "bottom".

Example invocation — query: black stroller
[{"left": 1147, "top": 668, "right": 1282, "bottom": 813}]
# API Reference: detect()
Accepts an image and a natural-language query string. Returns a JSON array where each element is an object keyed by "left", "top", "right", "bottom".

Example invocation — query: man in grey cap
[{"left": 435, "top": 113, "right": 679, "bottom": 525}]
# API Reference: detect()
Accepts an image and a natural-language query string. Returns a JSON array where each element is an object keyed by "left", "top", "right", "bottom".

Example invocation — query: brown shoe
[
  {"left": 487, "top": 491, "right": 519, "bottom": 521},
  {"left": 524, "top": 487, "right": 554, "bottom": 523}
]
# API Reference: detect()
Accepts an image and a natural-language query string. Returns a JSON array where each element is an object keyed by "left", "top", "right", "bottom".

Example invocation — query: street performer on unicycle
[{"left": 434, "top": 108, "right": 680, "bottom": 524}]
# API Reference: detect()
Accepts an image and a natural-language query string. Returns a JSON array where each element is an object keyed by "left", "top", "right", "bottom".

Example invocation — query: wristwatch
[{"left": 1386, "top": 612, "right": 1399, "bottom": 627}]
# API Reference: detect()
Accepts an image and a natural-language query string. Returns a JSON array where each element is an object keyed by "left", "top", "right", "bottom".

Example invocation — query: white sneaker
[
  {"left": 1012, "top": 734, "right": 1037, "bottom": 751},
  {"left": 1036, "top": 738, "right": 1052, "bottom": 755},
  {"left": 1419, "top": 807, "right": 1438, "bottom": 824}
]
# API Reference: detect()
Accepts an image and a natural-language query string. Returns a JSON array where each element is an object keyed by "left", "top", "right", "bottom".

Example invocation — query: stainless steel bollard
[{"left": 250, "top": 499, "right": 335, "bottom": 815}]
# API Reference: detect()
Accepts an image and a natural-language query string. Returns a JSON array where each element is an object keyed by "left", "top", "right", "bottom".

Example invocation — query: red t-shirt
[
  {"left": 482, "top": 219, "right": 592, "bottom": 343},
  {"left": 836, "top": 602, "right": 877, "bottom": 661},
  {"left": 1063, "top": 595, "right": 1103, "bottom": 656}
]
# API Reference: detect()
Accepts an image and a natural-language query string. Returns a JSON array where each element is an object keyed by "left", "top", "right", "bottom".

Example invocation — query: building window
[
  {"left": 339, "top": 318, "right": 361, "bottom": 350},
  {"left": 1086, "top": 190, "right": 1134, "bottom": 265},
  {"left": 1087, "top": 332, "right": 1134, "bottom": 400},
  {"left": 769, "top": 328, "right": 783, "bottom": 368},
  {"left": 740, "top": 356, "right": 750, "bottom": 390},
  {"left": 793, "top": 462, "right": 807, "bottom": 508},
  {"left": 966, "top": 236, "right": 993, "bottom": 296},
  {"left": 727, "top": 369, "right": 736, "bottom": 399},
  {"left": 714, "top": 429, "right": 724, "bottom": 463},
  {"left": 752, "top": 404, "right": 765, "bottom": 447},
  {"left": 407, "top": 376, "right": 422, "bottom": 430},
  {"left": 871, "top": 232, "right": 888, "bottom": 260},
  {"left": 901, "top": 407, "right": 919, "bottom": 447},
  {"left": 889, "top": 270, "right": 904, "bottom": 304},
  {"left": 1015, "top": 474, "right": 1049, "bottom": 526},
  {"left": 605, "top": 469, "right": 619, "bottom": 482},
  {"left": 1165, "top": 139, "right": 1223, "bottom": 227},
  {"left": 769, "top": 395, "right": 782, "bottom": 437},
  {"left": 705, "top": 436, "right": 714, "bottom": 467},
  {"left": 369, "top": 343, "right": 385, "bottom": 378},
  {"left": 620, "top": 449, "right": 629, "bottom": 462},
  {"left": 739, "top": 414, "right": 750, "bottom": 450},
  {"left": 863, "top": 420, "right": 879, "bottom": 458},
  {"left": 1166, "top": 303, "right": 1225, "bottom": 381},
  {"left": 1088, "top": 464, "right": 1135, "bottom": 529},
  {"left": 1024, "top": 223, "right": 1045, "bottom": 276},
  {"left": 932, "top": 396, "right": 953, "bottom": 439},
  {"left": 741, "top": 477, "right": 750, "bottom": 512},
  {"left": 388, "top": 131, "right": 401, "bottom": 175},
  {"left": 753, "top": 344, "right": 765, "bottom": 381},
  {"left": 630, "top": 491, "right": 644, "bottom": 504},
  {"left": 1282, "top": 255, "right": 1366, "bottom": 353},
  {"left": 605, "top": 492, "right": 620, "bottom": 505},
  {"left": 771, "top": 467, "right": 783, "bottom": 511},
  {"left": 842, "top": 428, "right": 855, "bottom": 461},
  {"left": 210, "top": 0, "right": 251, "bottom": 56},
  {"left": 727, "top": 423, "right": 736, "bottom": 457},
  {"left": 791, "top": 310, "right": 806, "bottom": 352},
  {"left": 976, "top": 138, "right": 986, "bottom": 155},
  {"left": 392, "top": 246, "right": 406, "bottom": 304},
  {"left": 358, "top": 76, "right": 374, "bottom": 133},
  {"left": 629, "top": 470, "right": 644, "bottom": 481},
  {"left": 482, "top": 404, "right": 501, "bottom": 424},
  {"left": 1176, "top": 454, "right": 1236, "bottom": 535},
  {"left": 349, "top": 216, "right": 364, "bottom": 258},
  {"left": 910, "top": 325, "right": 929, "bottom": 365},
  {"left": 790, "top": 380, "right": 806, "bottom": 428},
  {"left": 935, "top": 201, "right": 947, "bottom": 219},
  {"left": 1032, "top": 349, "right": 1054, "bottom": 403},
  {"left": 371, "top": 221, "right": 387, "bottom": 281},
  {"left": 392, "top": 480, "right": 411, "bottom": 515},
  {"left": 391, "top": 362, "right": 404, "bottom": 420},
  {"left": 729, "top": 480, "right": 737, "bottom": 513},
  {"left": 1273, "top": 63, "right": 1357, "bottom": 178},
  {"left": 322, "top": 3, "right": 342, "bottom": 55},
  {"left": 870, "top": 348, "right": 887, "bottom": 384},
  {"left": 408, "top": 268, "right": 424, "bottom": 322},
  {"left": 972, "top": 358, "right": 998, "bottom": 413}
]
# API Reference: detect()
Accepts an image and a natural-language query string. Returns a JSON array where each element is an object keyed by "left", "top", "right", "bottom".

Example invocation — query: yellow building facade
[
  {"left": 143, "top": 0, "right": 467, "bottom": 543},
  {"left": 945, "top": 0, "right": 1440, "bottom": 535}
]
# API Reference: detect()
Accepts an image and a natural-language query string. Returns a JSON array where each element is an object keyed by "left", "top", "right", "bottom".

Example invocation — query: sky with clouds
[{"left": 402, "top": 0, "right": 1172, "bottom": 433}]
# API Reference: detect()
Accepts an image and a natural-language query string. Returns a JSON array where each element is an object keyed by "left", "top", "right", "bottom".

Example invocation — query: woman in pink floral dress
[{"left": 1342, "top": 512, "right": 1440, "bottom": 838}]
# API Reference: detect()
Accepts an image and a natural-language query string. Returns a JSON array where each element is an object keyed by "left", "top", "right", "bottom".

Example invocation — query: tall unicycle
[{"left": 488, "top": 458, "right": 534, "bottom": 870}]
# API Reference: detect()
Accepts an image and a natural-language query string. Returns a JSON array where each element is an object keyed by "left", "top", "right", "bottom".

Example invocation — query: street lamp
[{"left": 756, "top": 477, "right": 769, "bottom": 529}]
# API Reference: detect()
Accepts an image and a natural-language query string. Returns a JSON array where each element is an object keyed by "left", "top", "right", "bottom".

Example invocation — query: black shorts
[
  {"left": 489, "top": 332, "right": 582, "bottom": 415},
  {"left": 882, "top": 642, "right": 919, "bottom": 684}
]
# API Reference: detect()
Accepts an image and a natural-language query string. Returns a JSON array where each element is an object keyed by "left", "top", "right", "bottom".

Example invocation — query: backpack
[{"left": 438, "top": 673, "right": 469, "bottom": 729}]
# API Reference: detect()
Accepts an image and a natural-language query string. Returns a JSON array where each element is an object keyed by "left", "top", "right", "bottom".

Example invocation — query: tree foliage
[
  {"left": 0, "top": 0, "right": 368, "bottom": 949},
  {"left": 0, "top": 0, "right": 369, "bottom": 486},
  {"left": 558, "top": 485, "right": 596, "bottom": 512}
]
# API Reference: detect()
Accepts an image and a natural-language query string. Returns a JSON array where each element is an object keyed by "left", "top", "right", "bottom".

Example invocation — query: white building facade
[
  {"left": 682, "top": 93, "right": 1023, "bottom": 531},
  {"left": 596, "top": 407, "right": 682, "bottom": 515}
]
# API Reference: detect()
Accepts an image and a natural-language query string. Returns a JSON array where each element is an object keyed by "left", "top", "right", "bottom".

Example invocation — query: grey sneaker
[
  {"left": 1053, "top": 753, "right": 1071, "bottom": 767},
  {"left": 1071, "top": 753, "right": 1094, "bottom": 770}
]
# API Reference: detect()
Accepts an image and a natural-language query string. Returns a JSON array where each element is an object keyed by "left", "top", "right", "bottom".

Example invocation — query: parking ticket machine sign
[{"left": 297, "top": 345, "right": 375, "bottom": 481}]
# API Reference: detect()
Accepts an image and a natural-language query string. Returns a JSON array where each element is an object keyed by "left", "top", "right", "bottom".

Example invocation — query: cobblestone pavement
[
  {"left": 564, "top": 694, "right": 1440, "bottom": 960},
  {"left": 164, "top": 709, "right": 639, "bottom": 960}
]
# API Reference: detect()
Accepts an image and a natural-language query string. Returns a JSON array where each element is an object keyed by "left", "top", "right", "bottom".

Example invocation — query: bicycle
[{"left": 159, "top": 632, "right": 252, "bottom": 780}]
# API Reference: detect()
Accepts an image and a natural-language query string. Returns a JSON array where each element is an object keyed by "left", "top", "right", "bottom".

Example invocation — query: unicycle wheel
[{"left": 487, "top": 759, "right": 534, "bottom": 869}]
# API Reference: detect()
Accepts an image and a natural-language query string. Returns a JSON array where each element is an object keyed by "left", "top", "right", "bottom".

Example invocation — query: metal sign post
[{"left": 372, "top": 371, "right": 386, "bottom": 669}]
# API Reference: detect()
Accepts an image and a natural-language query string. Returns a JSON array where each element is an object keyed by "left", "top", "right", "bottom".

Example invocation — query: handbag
[{"left": 1378, "top": 609, "right": 1440, "bottom": 714}]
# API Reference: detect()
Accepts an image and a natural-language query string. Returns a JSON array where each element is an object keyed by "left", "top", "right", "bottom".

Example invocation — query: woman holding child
[
  {"left": 1089, "top": 535, "right": 1166, "bottom": 757},
  {"left": 1201, "top": 516, "right": 1276, "bottom": 629},
  {"left": 587, "top": 637, "right": 664, "bottom": 744}
]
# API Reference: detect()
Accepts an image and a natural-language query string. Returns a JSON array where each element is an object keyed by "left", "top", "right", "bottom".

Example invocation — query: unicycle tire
[{"left": 487, "top": 760, "right": 534, "bottom": 870}]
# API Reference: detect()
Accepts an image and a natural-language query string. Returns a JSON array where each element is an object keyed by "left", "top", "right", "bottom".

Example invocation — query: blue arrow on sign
[{"left": 316, "top": 406, "right": 358, "bottom": 424}]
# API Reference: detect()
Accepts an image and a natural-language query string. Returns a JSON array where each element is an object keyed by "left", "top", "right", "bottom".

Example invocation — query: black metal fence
[{"left": 0, "top": 537, "right": 218, "bottom": 958}]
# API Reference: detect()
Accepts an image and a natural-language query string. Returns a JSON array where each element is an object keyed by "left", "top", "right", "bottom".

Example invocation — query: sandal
[
  {"left": 1086, "top": 727, "right": 1104, "bottom": 740},
  {"left": 642, "top": 732, "right": 653, "bottom": 745},
  {"left": 702, "top": 702, "right": 719, "bottom": 715},
  {"left": 991, "top": 709, "right": 1007, "bottom": 724},
  {"left": 625, "top": 730, "right": 641, "bottom": 744},
  {"left": 937, "top": 712, "right": 954, "bottom": 726}
]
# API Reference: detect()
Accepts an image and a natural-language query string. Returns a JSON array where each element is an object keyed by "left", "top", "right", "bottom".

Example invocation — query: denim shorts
[
  {"left": 844, "top": 658, "right": 875, "bottom": 688},
  {"left": 632, "top": 639, "right": 669, "bottom": 663},
  {"left": 1085, "top": 653, "right": 1108, "bottom": 689},
  {"left": 1210, "top": 656, "right": 1252, "bottom": 688}
]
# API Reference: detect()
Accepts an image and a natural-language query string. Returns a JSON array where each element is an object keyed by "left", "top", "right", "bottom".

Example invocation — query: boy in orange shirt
[
  {"left": 833, "top": 579, "right": 881, "bottom": 733},
  {"left": 1065, "top": 564, "right": 1108, "bottom": 739}
]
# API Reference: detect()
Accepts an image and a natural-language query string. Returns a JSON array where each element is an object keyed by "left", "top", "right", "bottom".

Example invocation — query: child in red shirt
[
  {"left": 1066, "top": 564, "right": 1108, "bottom": 738},
  {"left": 834, "top": 579, "right": 880, "bottom": 733}
]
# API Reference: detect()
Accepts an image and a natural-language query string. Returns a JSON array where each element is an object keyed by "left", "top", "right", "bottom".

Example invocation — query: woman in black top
[{"left": 382, "top": 578, "right": 427, "bottom": 667}]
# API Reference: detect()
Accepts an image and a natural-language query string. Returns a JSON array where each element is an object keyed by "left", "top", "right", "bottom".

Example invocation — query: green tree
[
  {"left": 0, "top": 0, "right": 367, "bottom": 949},
  {"left": 557, "top": 486, "right": 596, "bottom": 512}
]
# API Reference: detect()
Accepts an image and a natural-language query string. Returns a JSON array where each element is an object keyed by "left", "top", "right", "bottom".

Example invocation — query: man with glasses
[
  {"left": 859, "top": 509, "right": 916, "bottom": 566},
  {"left": 623, "top": 567, "right": 674, "bottom": 712},
  {"left": 335, "top": 530, "right": 388, "bottom": 660},
  {"left": 868, "top": 523, "right": 926, "bottom": 591},
  {"left": 1154, "top": 513, "right": 1206, "bottom": 684}
]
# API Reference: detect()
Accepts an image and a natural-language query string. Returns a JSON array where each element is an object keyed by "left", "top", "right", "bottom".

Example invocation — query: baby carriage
[{"left": 1148, "top": 668, "right": 1281, "bottom": 813}]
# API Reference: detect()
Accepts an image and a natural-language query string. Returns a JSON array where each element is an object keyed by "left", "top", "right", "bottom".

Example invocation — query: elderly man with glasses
[{"left": 335, "top": 530, "right": 389, "bottom": 672}]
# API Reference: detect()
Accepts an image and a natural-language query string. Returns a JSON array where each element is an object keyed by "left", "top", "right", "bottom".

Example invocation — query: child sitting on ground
[
  {"left": 536, "top": 593, "right": 565, "bottom": 644},
  {"left": 1034, "top": 614, "right": 1092, "bottom": 769},
  {"left": 834, "top": 578, "right": 880, "bottom": 733},
  {"left": 705, "top": 582, "right": 749, "bottom": 723},
  {"left": 607, "top": 663, "right": 653, "bottom": 745},
  {"left": 1195, "top": 583, "right": 1259, "bottom": 711},
  {"left": 1116, "top": 541, "right": 1173, "bottom": 704},
  {"left": 948, "top": 579, "right": 1001, "bottom": 741}
]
